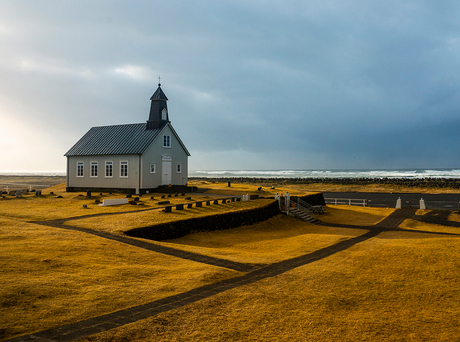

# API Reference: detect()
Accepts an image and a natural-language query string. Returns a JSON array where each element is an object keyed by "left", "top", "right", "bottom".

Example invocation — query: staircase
[
  {"left": 288, "top": 207, "right": 321, "bottom": 224},
  {"left": 279, "top": 196, "right": 322, "bottom": 224}
]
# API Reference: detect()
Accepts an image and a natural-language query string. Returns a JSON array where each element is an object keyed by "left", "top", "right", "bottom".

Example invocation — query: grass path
[{"left": 7, "top": 209, "right": 446, "bottom": 342}]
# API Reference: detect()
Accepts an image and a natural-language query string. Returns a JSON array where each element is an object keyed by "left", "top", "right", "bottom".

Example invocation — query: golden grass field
[
  {"left": 1, "top": 179, "right": 460, "bottom": 341},
  {"left": 79, "top": 230, "right": 460, "bottom": 342}
]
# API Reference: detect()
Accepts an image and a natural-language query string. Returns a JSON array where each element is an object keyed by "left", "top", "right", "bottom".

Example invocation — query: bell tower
[{"left": 146, "top": 81, "right": 169, "bottom": 130}]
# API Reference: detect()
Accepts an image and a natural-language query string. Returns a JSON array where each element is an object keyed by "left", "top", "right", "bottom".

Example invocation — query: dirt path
[{"left": 7, "top": 209, "right": 434, "bottom": 342}]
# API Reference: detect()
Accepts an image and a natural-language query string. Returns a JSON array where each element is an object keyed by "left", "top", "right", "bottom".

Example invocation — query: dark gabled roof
[
  {"left": 64, "top": 123, "right": 162, "bottom": 156},
  {"left": 150, "top": 86, "right": 168, "bottom": 101},
  {"left": 64, "top": 123, "right": 191, "bottom": 157}
]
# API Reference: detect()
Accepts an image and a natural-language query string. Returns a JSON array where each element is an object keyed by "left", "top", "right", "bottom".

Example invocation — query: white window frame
[
  {"left": 90, "top": 161, "right": 98, "bottom": 178},
  {"left": 177, "top": 163, "right": 181, "bottom": 173},
  {"left": 77, "top": 161, "right": 84, "bottom": 177},
  {"left": 163, "top": 134, "right": 171, "bottom": 148},
  {"left": 120, "top": 161, "right": 128, "bottom": 178},
  {"left": 150, "top": 163, "right": 156, "bottom": 174},
  {"left": 105, "top": 161, "right": 113, "bottom": 178},
  {"left": 161, "top": 108, "right": 167, "bottom": 120}
]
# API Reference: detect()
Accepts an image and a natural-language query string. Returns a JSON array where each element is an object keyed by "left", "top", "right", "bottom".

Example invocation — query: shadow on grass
[{"left": 163, "top": 215, "right": 369, "bottom": 249}]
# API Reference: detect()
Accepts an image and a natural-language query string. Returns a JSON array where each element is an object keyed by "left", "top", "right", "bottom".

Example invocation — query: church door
[{"left": 162, "top": 156, "right": 172, "bottom": 185}]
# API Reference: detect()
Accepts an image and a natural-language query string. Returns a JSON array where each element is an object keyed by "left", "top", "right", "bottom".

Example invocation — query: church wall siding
[{"left": 67, "top": 154, "right": 140, "bottom": 189}]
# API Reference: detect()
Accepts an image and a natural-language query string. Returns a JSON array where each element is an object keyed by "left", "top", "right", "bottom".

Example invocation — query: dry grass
[
  {"left": 0, "top": 183, "right": 225, "bottom": 222},
  {"left": 159, "top": 214, "right": 367, "bottom": 264},
  {"left": 0, "top": 217, "right": 240, "bottom": 340},
  {"left": 448, "top": 211, "right": 460, "bottom": 222},
  {"left": 255, "top": 181, "right": 460, "bottom": 194},
  {"left": 65, "top": 199, "right": 275, "bottom": 234},
  {"left": 193, "top": 180, "right": 314, "bottom": 196},
  {"left": 78, "top": 228, "right": 460, "bottom": 342},
  {"left": 3, "top": 180, "right": 460, "bottom": 341},
  {"left": 400, "top": 218, "right": 460, "bottom": 235},
  {"left": 320, "top": 205, "right": 395, "bottom": 226}
]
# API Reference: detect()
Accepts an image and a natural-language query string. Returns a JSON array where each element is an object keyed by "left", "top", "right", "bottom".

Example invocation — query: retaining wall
[
  {"left": 297, "top": 192, "right": 326, "bottom": 206},
  {"left": 125, "top": 200, "right": 280, "bottom": 241}
]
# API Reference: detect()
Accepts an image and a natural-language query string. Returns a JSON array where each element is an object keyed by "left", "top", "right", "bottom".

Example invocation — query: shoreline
[
  {"left": 2, "top": 175, "right": 460, "bottom": 194},
  {"left": 189, "top": 176, "right": 460, "bottom": 188}
]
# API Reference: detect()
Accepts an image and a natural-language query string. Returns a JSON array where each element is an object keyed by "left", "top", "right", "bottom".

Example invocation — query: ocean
[
  {"left": 2, "top": 168, "right": 460, "bottom": 179},
  {"left": 189, "top": 168, "right": 460, "bottom": 179}
]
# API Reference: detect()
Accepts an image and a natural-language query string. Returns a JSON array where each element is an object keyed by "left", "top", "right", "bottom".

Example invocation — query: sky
[{"left": 1, "top": 0, "right": 460, "bottom": 173}]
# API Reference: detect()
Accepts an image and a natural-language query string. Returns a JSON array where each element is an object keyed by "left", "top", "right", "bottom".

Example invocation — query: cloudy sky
[{"left": 1, "top": 1, "right": 460, "bottom": 173}]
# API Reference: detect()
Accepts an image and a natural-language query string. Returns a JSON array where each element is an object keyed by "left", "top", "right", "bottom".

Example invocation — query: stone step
[{"left": 288, "top": 208, "right": 321, "bottom": 224}]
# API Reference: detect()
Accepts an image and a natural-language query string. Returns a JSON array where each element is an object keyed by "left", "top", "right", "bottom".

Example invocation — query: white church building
[{"left": 65, "top": 83, "right": 190, "bottom": 194}]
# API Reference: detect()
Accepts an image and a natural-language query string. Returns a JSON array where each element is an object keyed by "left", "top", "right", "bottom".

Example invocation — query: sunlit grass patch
[
  {"left": 64, "top": 199, "right": 275, "bottom": 234},
  {"left": 400, "top": 218, "right": 460, "bottom": 235},
  {"left": 0, "top": 217, "right": 241, "bottom": 340},
  {"left": 79, "top": 230, "right": 460, "bottom": 342},
  {"left": 0, "top": 183, "right": 223, "bottom": 222},
  {"left": 320, "top": 205, "right": 395, "bottom": 226},
  {"left": 158, "top": 215, "right": 367, "bottom": 264},
  {"left": 448, "top": 211, "right": 460, "bottom": 222},
  {"left": 195, "top": 180, "right": 315, "bottom": 197},
  {"left": 279, "top": 182, "right": 460, "bottom": 194}
]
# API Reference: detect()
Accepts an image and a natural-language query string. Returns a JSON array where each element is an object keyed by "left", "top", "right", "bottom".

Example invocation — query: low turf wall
[
  {"left": 125, "top": 200, "right": 280, "bottom": 241},
  {"left": 297, "top": 192, "right": 326, "bottom": 206}
]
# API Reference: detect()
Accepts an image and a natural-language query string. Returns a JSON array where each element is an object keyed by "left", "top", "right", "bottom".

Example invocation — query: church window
[
  {"left": 120, "top": 161, "right": 128, "bottom": 178},
  {"left": 105, "top": 161, "right": 113, "bottom": 177},
  {"left": 163, "top": 135, "right": 171, "bottom": 148},
  {"left": 91, "top": 161, "right": 98, "bottom": 177},
  {"left": 77, "top": 162, "right": 84, "bottom": 177}
]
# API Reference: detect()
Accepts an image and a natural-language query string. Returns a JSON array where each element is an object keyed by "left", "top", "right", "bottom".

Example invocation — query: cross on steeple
[{"left": 158, "top": 76, "right": 161, "bottom": 86}]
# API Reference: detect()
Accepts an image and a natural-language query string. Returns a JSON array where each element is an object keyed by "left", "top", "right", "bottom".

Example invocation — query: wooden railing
[{"left": 325, "top": 198, "right": 367, "bottom": 207}]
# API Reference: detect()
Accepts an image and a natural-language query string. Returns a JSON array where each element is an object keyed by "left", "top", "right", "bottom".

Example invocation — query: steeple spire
[{"left": 146, "top": 82, "right": 169, "bottom": 130}]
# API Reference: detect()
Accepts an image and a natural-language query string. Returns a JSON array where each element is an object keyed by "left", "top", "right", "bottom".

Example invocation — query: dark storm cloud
[{"left": 1, "top": 0, "right": 460, "bottom": 171}]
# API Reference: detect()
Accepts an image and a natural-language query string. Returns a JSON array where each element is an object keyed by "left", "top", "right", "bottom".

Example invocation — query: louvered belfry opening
[{"left": 147, "top": 83, "right": 169, "bottom": 130}]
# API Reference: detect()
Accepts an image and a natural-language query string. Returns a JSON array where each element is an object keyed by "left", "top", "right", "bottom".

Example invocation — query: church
[{"left": 65, "top": 83, "right": 190, "bottom": 194}]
